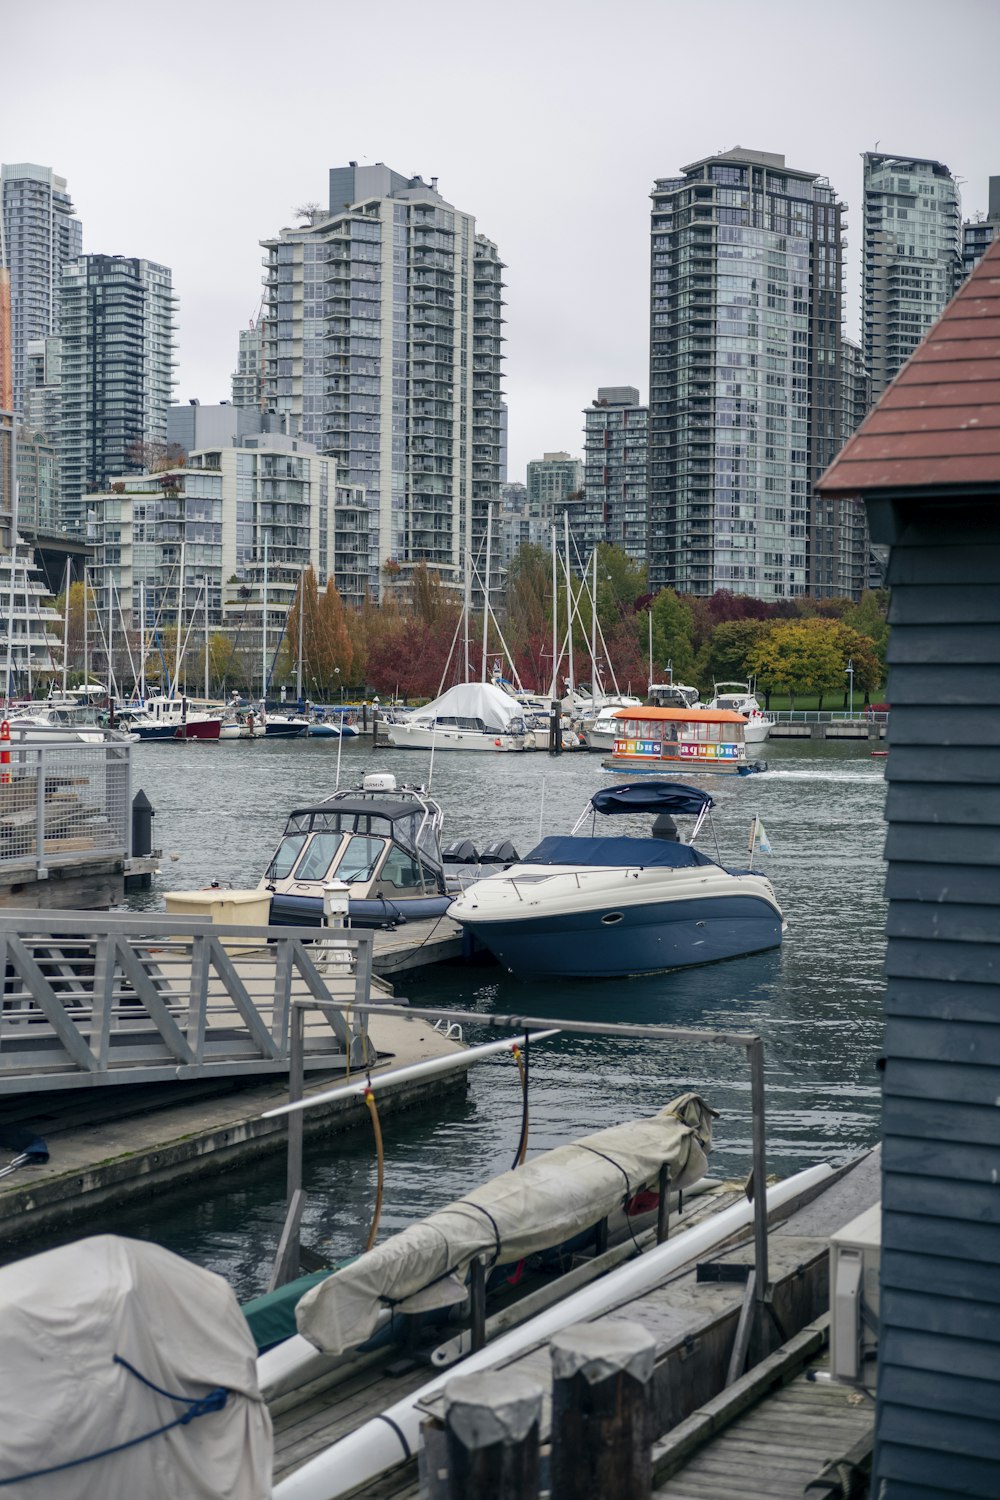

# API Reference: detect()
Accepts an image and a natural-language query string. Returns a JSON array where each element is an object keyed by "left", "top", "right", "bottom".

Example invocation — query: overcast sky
[{"left": 5, "top": 0, "right": 998, "bottom": 481}]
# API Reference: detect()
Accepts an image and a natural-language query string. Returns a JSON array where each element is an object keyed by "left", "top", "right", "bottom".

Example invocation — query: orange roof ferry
[{"left": 601, "top": 706, "right": 766, "bottom": 776}]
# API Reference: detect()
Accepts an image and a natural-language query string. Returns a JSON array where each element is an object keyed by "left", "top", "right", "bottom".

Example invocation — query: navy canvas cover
[
  {"left": 591, "top": 782, "right": 713, "bottom": 817},
  {"left": 522, "top": 836, "right": 716, "bottom": 869}
]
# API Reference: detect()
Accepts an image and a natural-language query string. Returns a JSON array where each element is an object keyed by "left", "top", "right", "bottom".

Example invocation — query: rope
[
  {"left": 364, "top": 1086, "right": 385, "bottom": 1252},
  {"left": 511, "top": 1032, "right": 530, "bottom": 1170},
  {"left": 0, "top": 1355, "right": 229, "bottom": 1487}
]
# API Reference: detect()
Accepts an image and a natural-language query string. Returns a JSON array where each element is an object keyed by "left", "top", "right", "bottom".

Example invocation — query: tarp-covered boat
[
  {"left": 0, "top": 1235, "right": 272, "bottom": 1499},
  {"left": 296, "top": 1093, "right": 716, "bottom": 1357}
]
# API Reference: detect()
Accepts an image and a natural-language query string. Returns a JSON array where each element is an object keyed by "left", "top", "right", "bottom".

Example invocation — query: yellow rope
[
  {"left": 364, "top": 1087, "right": 385, "bottom": 1252},
  {"left": 512, "top": 1044, "right": 528, "bottom": 1167}
]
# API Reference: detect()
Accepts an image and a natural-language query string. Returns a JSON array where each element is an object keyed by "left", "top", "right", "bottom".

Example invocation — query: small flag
[{"left": 748, "top": 816, "right": 773, "bottom": 854}]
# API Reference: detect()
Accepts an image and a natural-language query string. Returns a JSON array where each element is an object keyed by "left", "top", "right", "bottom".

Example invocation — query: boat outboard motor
[
  {"left": 651, "top": 812, "right": 680, "bottom": 842},
  {"left": 442, "top": 839, "right": 479, "bottom": 864},
  {"left": 479, "top": 839, "right": 520, "bottom": 865}
]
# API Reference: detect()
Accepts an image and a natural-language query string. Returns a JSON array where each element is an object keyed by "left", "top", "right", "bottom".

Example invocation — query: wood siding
[{"left": 876, "top": 511, "right": 1000, "bottom": 1499}]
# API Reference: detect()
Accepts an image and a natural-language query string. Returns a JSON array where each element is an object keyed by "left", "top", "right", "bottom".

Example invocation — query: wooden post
[
  {"left": 439, "top": 1371, "right": 542, "bottom": 1500},
  {"left": 469, "top": 1255, "right": 487, "bottom": 1352},
  {"left": 656, "top": 1162, "right": 670, "bottom": 1244},
  {"left": 550, "top": 1321, "right": 656, "bottom": 1500}
]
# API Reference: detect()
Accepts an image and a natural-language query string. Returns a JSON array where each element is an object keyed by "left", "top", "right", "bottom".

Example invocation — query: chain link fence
[{"left": 0, "top": 736, "right": 131, "bottom": 873}]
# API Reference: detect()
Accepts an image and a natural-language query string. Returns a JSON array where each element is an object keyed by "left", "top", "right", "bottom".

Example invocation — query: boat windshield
[
  {"left": 336, "top": 836, "right": 387, "bottom": 883},
  {"left": 293, "top": 833, "right": 346, "bottom": 882},
  {"left": 266, "top": 834, "right": 308, "bottom": 881}
]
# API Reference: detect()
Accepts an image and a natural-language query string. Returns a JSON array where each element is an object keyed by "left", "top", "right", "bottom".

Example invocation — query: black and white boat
[
  {"left": 260, "top": 774, "right": 453, "bottom": 927},
  {"left": 449, "top": 781, "right": 783, "bottom": 979}
]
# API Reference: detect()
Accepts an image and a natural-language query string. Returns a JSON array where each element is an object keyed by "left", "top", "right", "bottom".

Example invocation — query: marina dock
[{"left": 270, "top": 1147, "right": 879, "bottom": 1494}]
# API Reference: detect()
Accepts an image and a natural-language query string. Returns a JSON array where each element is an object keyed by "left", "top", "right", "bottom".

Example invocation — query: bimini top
[
  {"left": 591, "top": 782, "right": 713, "bottom": 817},
  {"left": 521, "top": 835, "right": 716, "bottom": 870},
  {"left": 613, "top": 706, "right": 747, "bottom": 724}
]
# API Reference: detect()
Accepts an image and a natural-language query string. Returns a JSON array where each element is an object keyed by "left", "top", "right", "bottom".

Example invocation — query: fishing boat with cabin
[{"left": 602, "top": 705, "right": 766, "bottom": 776}]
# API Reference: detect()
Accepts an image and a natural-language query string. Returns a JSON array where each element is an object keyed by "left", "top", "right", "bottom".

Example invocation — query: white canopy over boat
[
  {"left": 297, "top": 1093, "right": 716, "bottom": 1357},
  {"left": 408, "top": 681, "right": 525, "bottom": 732},
  {"left": 0, "top": 1235, "right": 272, "bottom": 1499}
]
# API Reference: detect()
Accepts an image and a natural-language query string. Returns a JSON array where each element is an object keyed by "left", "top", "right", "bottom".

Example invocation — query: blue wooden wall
[{"left": 874, "top": 500, "right": 1000, "bottom": 1499}]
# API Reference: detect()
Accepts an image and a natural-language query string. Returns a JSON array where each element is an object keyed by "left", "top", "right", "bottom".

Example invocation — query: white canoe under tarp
[
  {"left": 297, "top": 1092, "right": 716, "bottom": 1358},
  {"left": 0, "top": 1235, "right": 272, "bottom": 1500}
]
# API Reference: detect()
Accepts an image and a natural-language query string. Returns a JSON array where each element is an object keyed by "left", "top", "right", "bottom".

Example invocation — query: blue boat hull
[
  {"left": 268, "top": 891, "right": 453, "bottom": 928},
  {"left": 459, "top": 894, "right": 782, "bottom": 978}
]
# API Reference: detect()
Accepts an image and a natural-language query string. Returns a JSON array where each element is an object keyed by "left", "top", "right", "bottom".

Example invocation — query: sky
[{"left": 4, "top": 0, "right": 998, "bottom": 483}]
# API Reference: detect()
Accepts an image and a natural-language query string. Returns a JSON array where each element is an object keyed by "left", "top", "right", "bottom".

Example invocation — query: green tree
[
  {"left": 843, "top": 590, "right": 889, "bottom": 685},
  {"left": 747, "top": 618, "right": 844, "bottom": 708},
  {"left": 594, "top": 544, "right": 647, "bottom": 617},
  {"left": 650, "top": 589, "right": 696, "bottom": 683},
  {"left": 698, "top": 619, "right": 770, "bottom": 689}
]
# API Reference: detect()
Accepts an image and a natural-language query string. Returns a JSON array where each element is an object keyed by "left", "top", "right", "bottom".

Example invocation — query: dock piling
[
  {"left": 549, "top": 1321, "right": 656, "bottom": 1500},
  {"left": 434, "top": 1371, "right": 542, "bottom": 1500}
]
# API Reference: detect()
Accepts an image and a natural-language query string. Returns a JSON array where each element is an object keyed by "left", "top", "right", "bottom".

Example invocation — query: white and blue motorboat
[
  {"left": 449, "top": 782, "right": 783, "bottom": 979},
  {"left": 260, "top": 774, "right": 454, "bottom": 927}
]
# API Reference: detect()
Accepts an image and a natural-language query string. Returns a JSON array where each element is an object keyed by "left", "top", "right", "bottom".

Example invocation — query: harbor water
[{"left": 109, "top": 734, "right": 886, "bottom": 1301}]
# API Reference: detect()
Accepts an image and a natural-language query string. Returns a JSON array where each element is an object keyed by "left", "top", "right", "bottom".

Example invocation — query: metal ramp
[{"left": 0, "top": 911, "right": 374, "bottom": 1093}]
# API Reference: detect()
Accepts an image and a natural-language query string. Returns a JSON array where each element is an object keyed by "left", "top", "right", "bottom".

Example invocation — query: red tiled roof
[{"left": 817, "top": 237, "right": 1000, "bottom": 494}]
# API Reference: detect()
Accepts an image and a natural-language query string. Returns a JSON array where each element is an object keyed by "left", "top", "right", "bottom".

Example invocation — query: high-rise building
[
  {"left": 649, "top": 148, "right": 843, "bottom": 599},
  {"left": 232, "top": 321, "right": 264, "bottom": 409},
  {"left": 260, "top": 164, "right": 505, "bottom": 597},
  {"left": 809, "top": 338, "right": 871, "bottom": 598},
  {"left": 960, "top": 176, "right": 1000, "bottom": 283},
  {"left": 583, "top": 386, "right": 648, "bottom": 564},
  {"left": 0, "top": 164, "right": 82, "bottom": 414},
  {"left": 526, "top": 450, "right": 586, "bottom": 562},
  {"left": 862, "top": 153, "right": 961, "bottom": 401},
  {"left": 59, "top": 255, "right": 176, "bottom": 534},
  {"left": 23, "top": 335, "right": 63, "bottom": 443},
  {"left": 88, "top": 434, "right": 369, "bottom": 648}
]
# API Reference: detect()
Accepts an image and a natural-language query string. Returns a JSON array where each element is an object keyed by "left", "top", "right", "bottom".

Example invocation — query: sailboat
[{"left": 383, "top": 507, "right": 528, "bottom": 752}]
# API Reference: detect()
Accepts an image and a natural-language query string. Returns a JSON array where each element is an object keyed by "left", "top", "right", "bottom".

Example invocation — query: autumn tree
[
  {"left": 747, "top": 618, "right": 846, "bottom": 708},
  {"left": 697, "top": 618, "right": 770, "bottom": 689}
]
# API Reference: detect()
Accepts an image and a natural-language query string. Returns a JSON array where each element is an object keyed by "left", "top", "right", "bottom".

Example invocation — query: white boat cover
[
  {"left": 298, "top": 1093, "right": 716, "bottom": 1357},
  {"left": 409, "top": 681, "right": 524, "bottom": 732},
  {"left": 0, "top": 1235, "right": 272, "bottom": 1500}
]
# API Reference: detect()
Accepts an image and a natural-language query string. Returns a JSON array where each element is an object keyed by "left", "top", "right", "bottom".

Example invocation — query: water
[{"left": 99, "top": 735, "right": 886, "bottom": 1300}]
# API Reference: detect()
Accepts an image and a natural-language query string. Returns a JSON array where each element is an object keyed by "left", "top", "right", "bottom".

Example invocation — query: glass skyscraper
[
  {"left": 862, "top": 153, "right": 961, "bottom": 400},
  {"left": 0, "top": 163, "right": 82, "bottom": 415},
  {"left": 59, "top": 255, "right": 176, "bottom": 534},
  {"left": 260, "top": 164, "right": 504, "bottom": 597},
  {"left": 648, "top": 148, "right": 843, "bottom": 599}
]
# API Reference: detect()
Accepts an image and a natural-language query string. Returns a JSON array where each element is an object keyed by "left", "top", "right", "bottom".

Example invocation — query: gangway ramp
[{"left": 0, "top": 911, "right": 374, "bottom": 1093}]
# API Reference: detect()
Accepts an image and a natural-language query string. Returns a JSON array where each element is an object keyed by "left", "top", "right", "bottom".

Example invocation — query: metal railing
[
  {"left": 0, "top": 737, "right": 133, "bottom": 876},
  {"left": 0, "top": 910, "right": 374, "bottom": 1092},
  {"left": 768, "top": 709, "right": 888, "bottom": 724}
]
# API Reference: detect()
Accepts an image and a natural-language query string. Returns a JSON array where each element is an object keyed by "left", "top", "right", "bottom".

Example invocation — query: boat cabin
[
  {"left": 608, "top": 706, "right": 750, "bottom": 774},
  {"left": 261, "top": 779, "right": 447, "bottom": 906}
]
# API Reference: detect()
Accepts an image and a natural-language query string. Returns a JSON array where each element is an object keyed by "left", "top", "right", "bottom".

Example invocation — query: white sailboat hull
[{"left": 383, "top": 723, "right": 524, "bottom": 752}]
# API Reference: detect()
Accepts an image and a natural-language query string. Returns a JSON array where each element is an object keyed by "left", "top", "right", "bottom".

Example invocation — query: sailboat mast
[
  {"left": 261, "top": 533, "right": 268, "bottom": 701},
  {"left": 139, "top": 579, "right": 146, "bottom": 703},
  {"left": 480, "top": 502, "right": 493, "bottom": 683},
  {"left": 61, "top": 557, "right": 70, "bottom": 698},
  {"left": 563, "top": 510, "right": 574, "bottom": 698},
  {"left": 83, "top": 567, "right": 89, "bottom": 691},
  {"left": 647, "top": 608, "right": 653, "bottom": 694},
  {"left": 591, "top": 549, "right": 599, "bottom": 708},
  {"left": 173, "top": 538, "right": 185, "bottom": 699},
  {"left": 295, "top": 566, "right": 304, "bottom": 702},
  {"left": 107, "top": 565, "right": 114, "bottom": 701},
  {"left": 204, "top": 575, "right": 209, "bottom": 702},
  {"left": 463, "top": 547, "right": 471, "bottom": 683},
  {"left": 549, "top": 525, "right": 558, "bottom": 699}
]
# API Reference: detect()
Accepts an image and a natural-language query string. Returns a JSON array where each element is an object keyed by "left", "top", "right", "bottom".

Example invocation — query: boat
[
  {"left": 603, "top": 705, "right": 765, "bottom": 776},
  {"left": 6, "top": 698, "right": 112, "bottom": 744},
  {"left": 119, "top": 695, "right": 222, "bottom": 741},
  {"left": 582, "top": 703, "right": 630, "bottom": 752},
  {"left": 648, "top": 680, "right": 702, "bottom": 710},
  {"left": 381, "top": 681, "right": 526, "bottom": 752},
  {"left": 261, "top": 773, "right": 454, "bottom": 927},
  {"left": 449, "top": 781, "right": 783, "bottom": 978},
  {"left": 262, "top": 1093, "right": 716, "bottom": 1382},
  {"left": 219, "top": 701, "right": 267, "bottom": 740},
  {"left": 705, "top": 681, "right": 773, "bottom": 746},
  {"left": 0, "top": 1235, "right": 273, "bottom": 1497},
  {"left": 260, "top": 710, "right": 309, "bottom": 739}
]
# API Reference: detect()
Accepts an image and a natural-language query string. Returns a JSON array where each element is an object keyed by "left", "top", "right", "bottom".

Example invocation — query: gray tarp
[
  {"left": 298, "top": 1092, "right": 716, "bottom": 1356},
  {"left": 0, "top": 1235, "right": 272, "bottom": 1499}
]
